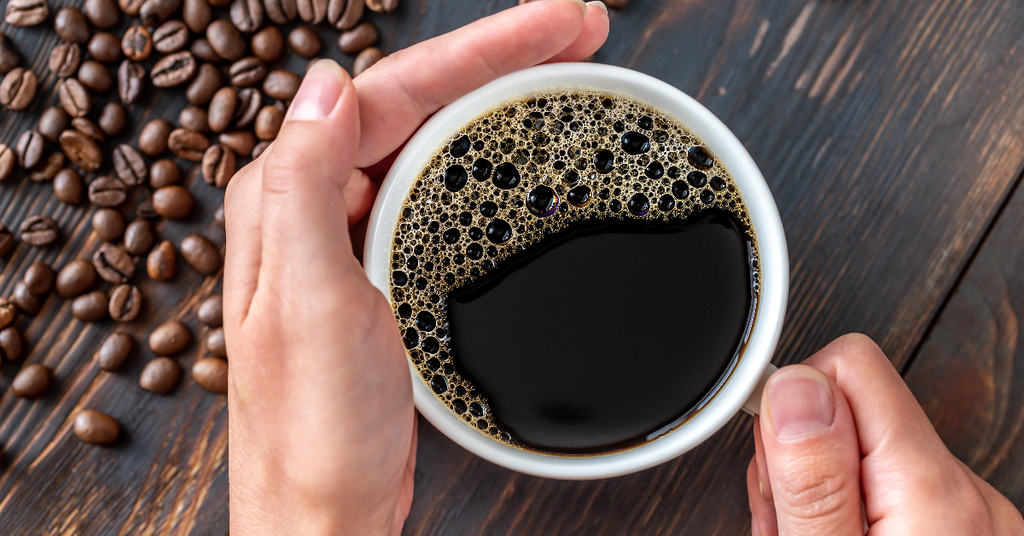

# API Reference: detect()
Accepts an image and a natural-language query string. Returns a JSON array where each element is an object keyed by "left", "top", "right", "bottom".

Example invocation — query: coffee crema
[{"left": 388, "top": 90, "right": 760, "bottom": 454}]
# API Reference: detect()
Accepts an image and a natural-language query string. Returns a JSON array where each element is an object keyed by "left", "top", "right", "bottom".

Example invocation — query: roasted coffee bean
[
  {"left": 56, "top": 259, "right": 96, "bottom": 297},
  {"left": 140, "top": 357, "right": 179, "bottom": 394},
  {"left": 198, "top": 294, "right": 223, "bottom": 327},
  {"left": 365, "top": 0, "right": 396, "bottom": 13},
  {"left": 72, "top": 290, "right": 109, "bottom": 321},
  {"left": 139, "top": 0, "right": 180, "bottom": 26},
  {"left": 153, "top": 20, "right": 189, "bottom": 54},
  {"left": 151, "top": 51, "right": 197, "bottom": 87},
  {"left": 296, "top": 0, "right": 326, "bottom": 23},
  {"left": 0, "top": 298, "right": 15, "bottom": 328},
  {"left": 88, "top": 176, "right": 127, "bottom": 207},
  {"left": 123, "top": 218, "right": 155, "bottom": 255},
  {"left": 92, "top": 208, "right": 125, "bottom": 241},
  {"left": 149, "top": 159, "right": 179, "bottom": 188},
  {"left": 264, "top": 0, "right": 296, "bottom": 23},
  {"left": 183, "top": 0, "right": 212, "bottom": 32},
  {"left": 181, "top": 234, "right": 220, "bottom": 275},
  {"left": 96, "top": 331, "right": 132, "bottom": 370},
  {"left": 0, "top": 225, "right": 12, "bottom": 255},
  {"left": 179, "top": 106, "right": 209, "bottom": 132},
  {"left": 190, "top": 38, "right": 222, "bottom": 62},
  {"left": 16, "top": 130, "right": 43, "bottom": 169},
  {"left": 168, "top": 128, "right": 209, "bottom": 160},
  {"left": 20, "top": 215, "right": 58, "bottom": 246},
  {"left": 147, "top": 240, "right": 175, "bottom": 279},
  {"left": 12, "top": 363, "right": 52, "bottom": 398},
  {"left": 138, "top": 118, "right": 173, "bottom": 156},
  {"left": 288, "top": 26, "right": 320, "bottom": 57},
  {"left": 0, "top": 144, "right": 12, "bottom": 182},
  {"left": 55, "top": 7, "right": 89, "bottom": 43},
  {"left": 219, "top": 130, "right": 255, "bottom": 156},
  {"left": 6, "top": 0, "right": 48, "bottom": 26},
  {"left": 93, "top": 243, "right": 135, "bottom": 283},
  {"left": 136, "top": 196, "right": 160, "bottom": 220},
  {"left": 88, "top": 33, "right": 122, "bottom": 63},
  {"left": 255, "top": 105, "right": 282, "bottom": 140},
  {"left": 117, "top": 60, "right": 145, "bottom": 104},
  {"left": 201, "top": 144, "right": 236, "bottom": 188},
  {"left": 262, "top": 69, "right": 299, "bottom": 100},
  {"left": 119, "top": 0, "right": 145, "bottom": 16},
  {"left": 54, "top": 168, "right": 84, "bottom": 205},
  {"left": 60, "top": 129, "right": 103, "bottom": 170},
  {"left": 207, "top": 19, "right": 246, "bottom": 61},
  {"left": 122, "top": 25, "right": 152, "bottom": 61},
  {"left": 338, "top": 22, "right": 377, "bottom": 54},
  {"left": 13, "top": 281, "right": 44, "bottom": 315},
  {"left": 29, "top": 152, "right": 64, "bottom": 182},
  {"left": 186, "top": 63, "right": 221, "bottom": 105},
  {"left": 1, "top": 67, "right": 36, "bottom": 110},
  {"left": 112, "top": 144, "right": 147, "bottom": 186},
  {"left": 74, "top": 410, "right": 119, "bottom": 445},
  {"left": 78, "top": 60, "right": 113, "bottom": 93},
  {"left": 58, "top": 78, "right": 91, "bottom": 117},
  {"left": 98, "top": 102, "right": 127, "bottom": 136},
  {"left": 153, "top": 185, "right": 194, "bottom": 220},
  {"left": 251, "top": 140, "right": 269, "bottom": 159},
  {"left": 109, "top": 284, "right": 142, "bottom": 322},
  {"left": 206, "top": 327, "right": 226, "bottom": 357},
  {"left": 38, "top": 107, "right": 69, "bottom": 142},
  {"left": 23, "top": 262, "right": 54, "bottom": 296},
  {"left": 354, "top": 47, "right": 384, "bottom": 76},
  {"left": 251, "top": 26, "right": 283, "bottom": 62},
  {"left": 49, "top": 43, "right": 81, "bottom": 78},
  {"left": 229, "top": 56, "right": 266, "bottom": 86},
  {"left": 149, "top": 320, "right": 190, "bottom": 354},
  {"left": 328, "top": 0, "right": 361, "bottom": 29},
  {"left": 71, "top": 117, "right": 104, "bottom": 143},
  {"left": 0, "top": 326, "right": 24, "bottom": 360},
  {"left": 192, "top": 357, "right": 227, "bottom": 393},
  {"left": 84, "top": 0, "right": 119, "bottom": 28},
  {"left": 233, "top": 87, "right": 261, "bottom": 128},
  {"left": 0, "top": 33, "right": 21, "bottom": 74},
  {"left": 230, "top": 0, "right": 263, "bottom": 32}
]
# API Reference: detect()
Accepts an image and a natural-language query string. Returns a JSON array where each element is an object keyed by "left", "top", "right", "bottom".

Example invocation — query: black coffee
[{"left": 389, "top": 90, "right": 760, "bottom": 454}]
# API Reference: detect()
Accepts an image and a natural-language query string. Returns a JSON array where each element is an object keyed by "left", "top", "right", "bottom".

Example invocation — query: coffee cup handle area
[{"left": 741, "top": 363, "right": 779, "bottom": 416}]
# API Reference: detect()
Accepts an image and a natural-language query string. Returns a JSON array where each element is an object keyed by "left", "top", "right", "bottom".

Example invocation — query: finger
[
  {"left": 345, "top": 169, "right": 378, "bottom": 226},
  {"left": 223, "top": 156, "right": 264, "bottom": 325},
  {"left": 748, "top": 458, "right": 779, "bottom": 536},
  {"left": 353, "top": 0, "right": 609, "bottom": 168},
  {"left": 759, "top": 365, "right": 863, "bottom": 535},
  {"left": 543, "top": 2, "right": 610, "bottom": 64},
  {"left": 954, "top": 458, "right": 1024, "bottom": 535},
  {"left": 753, "top": 415, "right": 773, "bottom": 502}
]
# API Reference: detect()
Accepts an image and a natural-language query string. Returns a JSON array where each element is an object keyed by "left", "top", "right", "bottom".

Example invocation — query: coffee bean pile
[{"left": 0, "top": 0, "right": 399, "bottom": 450}]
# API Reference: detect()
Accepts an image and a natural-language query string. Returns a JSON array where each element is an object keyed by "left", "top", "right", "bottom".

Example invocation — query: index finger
[{"left": 353, "top": 0, "right": 609, "bottom": 168}]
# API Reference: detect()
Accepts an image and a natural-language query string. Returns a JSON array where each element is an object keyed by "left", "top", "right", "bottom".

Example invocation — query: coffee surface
[{"left": 389, "top": 90, "right": 759, "bottom": 454}]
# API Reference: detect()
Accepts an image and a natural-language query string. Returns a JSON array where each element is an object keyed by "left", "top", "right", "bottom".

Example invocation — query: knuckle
[{"left": 776, "top": 457, "right": 853, "bottom": 522}]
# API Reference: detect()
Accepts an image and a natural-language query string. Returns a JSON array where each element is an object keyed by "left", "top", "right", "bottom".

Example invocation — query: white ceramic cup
[{"left": 364, "top": 63, "right": 788, "bottom": 480}]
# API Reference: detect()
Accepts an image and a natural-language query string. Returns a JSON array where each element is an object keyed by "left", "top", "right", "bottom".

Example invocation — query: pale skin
[{"left": 223, "top": 1, "right": 1024, "bottom": 534}]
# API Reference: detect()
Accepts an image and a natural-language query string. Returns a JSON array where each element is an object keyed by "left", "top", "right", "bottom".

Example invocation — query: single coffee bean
[
  {"left": 262, "top": 69, "right": 299, "bottom": 101},
  {"left": 201, "top": 144, "right": 236, "bottom": 188},
  {"left": 98, "top": 102, "right": 127, "bottom": 136},
  {"left": 168, "top": 128, "right": 209, "bottom": 160},
  {"left": 365, "top": 0, "right": 396, "bottom": 12},
  {"left": 0, "top": 326, "right": 24, "bottom": 360},
  {"left": 54, "top": 168, "right": 83, "bottom": 205},
  {"left": 186, "top": 63, "right": 221, "bottom": 105},
  {"left": 181, "top": 234, "right": 221, "bottom": 275},
  {"left": 119, "top": 0, "right": 145, "bottom": 16},
  {"left": 147, "top": 240, "right": 176, "bottom": 280},
  {"left": 112, "top": 144, "right": 147, "bottom": 186},
  {"left": 151, "top": 51, "right": 197, "bottom": 87},
  {"left": 60, "top": 129, "right": 103, "bottom": 170},
  {"left": 109, "top": 284, "right": 142, "bottom": 322},
  {"left": 251, "top": 140, "right": 270, "bottom": 159},
  {"left": 229, "top": 56, "right": 266, "bottom": 86},
  {"left": 149, "top": 159, "right": 180, "bottom": 188},
  {"left": 264, "top": 0, "right": 296, "bottom": 24},
  {"left": 88, "top": 33, "right": 122, "bottom": 63},
  {"left": 139, "top": 0, "right": 180, "bottom": 26},
  {"left": 93, "top": 243, "right": 135, "bottom": 283},
  {"left": 138, "top": 118, "right": 173, "bottom": 156},
  {"left": 207, "top": 19, "right": 246, "bottom": 61},
  {"left": 183, "top": 0, "right": 212, "bottom": 32},
  {"left": 84, "top": 0, "right": 119, "bottom": 28},
  {"left": 219, "top": 130, "right": 256, "bottom": 157},
  {"left": 15, "top": 130, "right": 43, "bottom": 169},
  {"left": 29, "top": 152, "right": 64, "bottom": 182},
  {"left": 12, "top": 363, "right": 52, "bottom": 398},
  {"left": 138, "top": 199, "right": 161, "bottom": 221},
  {"left": 338, "top": 22, "right": 377, "bottom": 54},
  {"left": 153, "top": 185, "right": 194, "bottom": 220},
  {"left": 57, "top": 78, "right": 90, "bottom": 118},
  {"left": 153, "top": 20, "right": 189, "bottom": 54},
  {"left": 56, "top": 259, "right": 96, "bottom": 297},
  {"left": 193, "top": 357, "right": 229, "bottom": 394},
  {"left": 13, "top": 280, "right": 44, "bottom": 315},
  {"left": 71, "top": 117, "right": 104, "bottom": 143},
  {"left": 230, "top": 0, "right": 263, "bottom": 33},
  {"left": 78, "top": 61, "right": 113, "bottom": 93},
  {"left": 150, "top": 320, "right": 190, "bottom": 354},
  {"left": 123, "top": 218, "right": 155, "bottom": 255},
  {"left": 198, "top": 295, "right": 223, "bottom": 327},
  {"left": 72, "top": 290, "right": 109, "bottom": 321},
  {"left": 122, "top": 25, "right": 152, "bottom": 61},
  {"left": 206, "top": 327, "right": 226, "bottom": 357},
  {"left": 1, "top": 67, "right": 36, "bottom": 110},
  {"left": 296, "top": 0, "right": 326, "bottom": 23},
  {"left": 20, "top": 215, "right": 58, "bottom": 246},
  {"left": 96, "top": 331, "right": 131, "bottom": 370},
  {"left": 0, "top": 144, "right": 12, "bottom": 181},
  {"left": 92, "top": 208, "right": 125, "bottom": 241},
  {"left": 0, "top": 33, "right": 22, "bottom": 74},
  {"left": 48, "top": 43, "right": 81, "bottom": 78},
  {"left": 251, "top": 26, "right": 283, "bottom": 62},
  {"left": 288, "top": 26, "right": 320, "bottom": 57},
  {"left": 233, "top": 87, "right": 261, "bottom": 128},
  {"left": 6, "top": 0, "right": 49, "bottom": 26},
  {"left": 354, "top": 47, "right": 385, "bottom": 76},
  {"left": 87, "top": 176, "right": 127, "bottom": 206},
  {"left": 23, "top": 262, "right": 55, "bottom": 295},
  {"left": 54, "top": 7, "right": 89, "bottom": 43},
  {"left": 190, "top": 38, "right": 222, "bottom": 63},
  {"left": 74, "top": 410, "right": 120, "bottom": 445},
  {"left": 0, "top": 224, "right": 13, "bottom": 255},
  {"left": 117, "top": 60, "right": 145, "bottom": 104},
  {"left": 255, "top": 105, "right": 282, "bottom": 140},
  {"left": 179, "top": 106, "right": 210, "bottom": 132},
  {"left": 328, "top": 0, "right": 361, "bottom": 30},
  {"left": 140, "top": 357, "right": 180, "bottom": 394},
  {"left": 0, "top": 297, "right": 15, "bottom": 328},
  {"left": 38, "top": 107, "right": 69, "bottom": 142}
]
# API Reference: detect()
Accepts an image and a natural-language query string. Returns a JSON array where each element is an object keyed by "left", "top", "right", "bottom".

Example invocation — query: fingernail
[
  {"left": 586, "top": 0, "right": 608, "bottom": 14},
  {"left": 751, "top": 514, "right": 761, "bottom": 536},
  {"left": 766, "top": 368, "right": 834, "bottom": 439},
  {"left": 287, "top": 59, "right": 348, "bottom": 122}
]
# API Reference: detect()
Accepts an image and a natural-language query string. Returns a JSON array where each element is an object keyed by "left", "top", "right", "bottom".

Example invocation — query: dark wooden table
[{"left": 1, "top": 0, "right": 1023, "bottom": 533}]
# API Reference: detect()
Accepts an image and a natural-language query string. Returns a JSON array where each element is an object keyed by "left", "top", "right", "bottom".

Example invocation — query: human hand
[
  {"left": 747, "top": 334, "right": 1024, "bottom": 535},
  {"left": 223, "top": 1, "right": 609, "bottom": 535}
]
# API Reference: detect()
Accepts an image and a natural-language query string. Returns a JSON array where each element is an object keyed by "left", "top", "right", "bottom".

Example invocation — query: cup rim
[{"left": 364, "top": 63, "right": 789, "bottom": 479}]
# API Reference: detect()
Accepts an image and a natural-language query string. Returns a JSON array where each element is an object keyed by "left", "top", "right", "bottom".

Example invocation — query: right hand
[{"left": 747, "top": 334, "right": 1024, "bottom": 535}]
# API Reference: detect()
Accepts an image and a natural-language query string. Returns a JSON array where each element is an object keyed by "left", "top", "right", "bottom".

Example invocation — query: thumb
[{"left": 757, "top": 365, "right": 864, "bottom": 536}]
